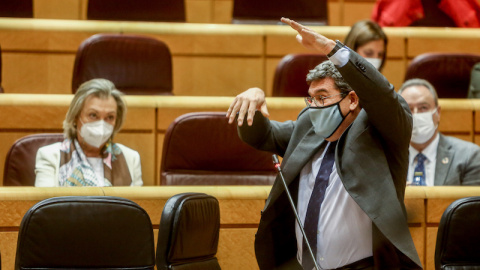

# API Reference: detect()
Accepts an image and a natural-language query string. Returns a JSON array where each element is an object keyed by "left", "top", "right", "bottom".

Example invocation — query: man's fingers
[{"left": 246, "top": 100, "right": 258, "bottom": 126}]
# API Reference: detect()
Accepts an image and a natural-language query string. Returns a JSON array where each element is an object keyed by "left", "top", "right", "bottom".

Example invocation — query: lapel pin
[{"left": 442, "top": 157, "right": 449, "bottom": 164}]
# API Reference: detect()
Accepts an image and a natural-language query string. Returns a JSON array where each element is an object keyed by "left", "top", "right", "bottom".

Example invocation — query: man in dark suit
[
  {"left": 398, "top": 78, "right": 480, "bottom": 186},
  {"left": 226, "top": 18, "right": 422, "bottom": 269}
]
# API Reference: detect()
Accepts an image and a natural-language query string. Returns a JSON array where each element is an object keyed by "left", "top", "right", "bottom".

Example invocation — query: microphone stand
[{"left": 272, "top": 154, "right": 320, "bottom": 270}]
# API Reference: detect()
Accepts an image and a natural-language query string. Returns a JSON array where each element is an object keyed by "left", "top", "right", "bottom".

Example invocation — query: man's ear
[{"left": 348, "top": 91, "right": 359, "bottom": 110}]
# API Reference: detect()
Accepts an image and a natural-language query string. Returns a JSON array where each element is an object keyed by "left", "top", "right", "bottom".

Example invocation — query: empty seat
[
  {"left": 87, "top": 0, "right": 185, "bottom": 22},
  {"left": 0, "top": 0, "right": 33, "bottom": 18},
  {"left": 72, "top": 34, "right": 173, "bottom": 95},
  {"left": 435, "top": 196, "right": 480, "bottom": 269},
  {"left": 156, "top": 193, "right": 221, "bottom": 270},
  {"left": 272, "top": 54, "right": 328, "bottom": 97},
  {"left": 3, "top": 133, "right": 63, "bottom": 186},
  {"left": 15, "top": 196, "right": 155, "bottom": 270},
  {"left": 404, "top": 53, "right": 480, "bottom": 98},
  {"left": 160, "top": 112, "right": 277, "bottom": 185},
  {"left": 232, "top": 0, "right": 327, "bottom": 25}
]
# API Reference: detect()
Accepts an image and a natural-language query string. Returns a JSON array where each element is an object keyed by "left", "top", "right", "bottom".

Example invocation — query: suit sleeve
[
  {"left": 237, "top": 111, "right": 295, "bottom": 157},
  {"left": 34, "top": 145, "right": 59, "bottom": 187},
  {"left": 335, "top": 42, "right": 412, "bottom": 149},
  {"left": 461, "top": 145, "right": 480, "bottom": 185}
]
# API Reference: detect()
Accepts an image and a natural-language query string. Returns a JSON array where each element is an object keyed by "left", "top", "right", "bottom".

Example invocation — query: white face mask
[
  {"left": 365, "top": 58, "right": 382, "bottom": 70},
  {"left": 79, "top": 120, "right": 114, "bottom": 148},
  {"left": 411, "top": 109, "right": 438, "bottom": 144}
]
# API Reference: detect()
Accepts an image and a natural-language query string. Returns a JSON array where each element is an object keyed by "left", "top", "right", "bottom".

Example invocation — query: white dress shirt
[
  {"left": 407, "top": 133, "right": 439, "bottom": 186},
  {"left": 296, "top": 142, "right": 373, "bottom": 269}
]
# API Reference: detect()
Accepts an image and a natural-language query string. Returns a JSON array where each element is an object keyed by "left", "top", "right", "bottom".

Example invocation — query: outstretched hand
[
  {"left": 226, "top": 87, "right": 269, "bottom": 126},
  {"left": 281, "top": 17, "right": 336, "bottom": 55}
]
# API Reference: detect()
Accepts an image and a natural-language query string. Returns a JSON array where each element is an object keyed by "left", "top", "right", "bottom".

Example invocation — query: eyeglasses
[{"left": 304, "top": 92, "right": 350, "bottom": 107}]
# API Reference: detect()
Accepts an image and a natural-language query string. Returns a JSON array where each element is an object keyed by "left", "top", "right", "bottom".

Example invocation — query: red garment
[{"left": 371, "top": 0, "right": 480, "bottom": 27}]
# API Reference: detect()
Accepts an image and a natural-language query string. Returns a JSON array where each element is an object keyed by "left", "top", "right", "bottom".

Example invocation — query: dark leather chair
[
  {"left": 156, "top": 193, "right": 221, "bottom": 270},
  {"left": 404, "top": 53, "right": 480, "bottom": 98},
  {"left": 15, "top": 196, "right": 155, "bottom": 270},
  {"left": 72, "top": 34, "right": 173, "bottom": 95},
  {"left": 87, "top": 0, "right": 185, "bottom": 22},
  {"left": 272, "top": 54, "right": 329, "bottom": 97},
  {"left": 160, "top": 112, "right": 277, "bottom": 185},
  {"left": 0, "top": 0, "right": 33, "bottom": 18},
  {"left": 3, "top": 133, "right": 63, "bottom": 186},
  {"left": 232, "top": 0, "right": 327, "bottom": 25},
  {"left": 435, "top": 196, "right": 480, "bottom": 270}
]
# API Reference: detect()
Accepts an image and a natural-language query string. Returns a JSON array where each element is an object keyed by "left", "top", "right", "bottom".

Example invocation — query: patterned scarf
[{"left": 58, "top": 139, "right": 132, "bottom": 186}]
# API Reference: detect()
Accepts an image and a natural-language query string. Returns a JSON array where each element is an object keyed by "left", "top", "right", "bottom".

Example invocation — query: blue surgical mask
[{"left": 308, "top": 98, "right": 349, "bottom": 139}]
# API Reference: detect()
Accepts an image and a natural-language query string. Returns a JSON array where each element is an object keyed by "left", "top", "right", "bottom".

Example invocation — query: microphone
[{"left": 272, "top": 154, "right": 320, "bottom": 270}]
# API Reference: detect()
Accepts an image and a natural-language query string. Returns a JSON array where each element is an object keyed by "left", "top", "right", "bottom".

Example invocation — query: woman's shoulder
[
  {"left": 37, "top": 142, "right": 63, "bottom": 154},
  {"left": 115, "top": 143, "right": 139, "bottom": 156}
]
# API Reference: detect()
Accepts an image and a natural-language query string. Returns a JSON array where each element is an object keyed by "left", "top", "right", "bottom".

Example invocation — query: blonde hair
[{"left": 63, "top": 78, "right": 127, "bottom": 139}]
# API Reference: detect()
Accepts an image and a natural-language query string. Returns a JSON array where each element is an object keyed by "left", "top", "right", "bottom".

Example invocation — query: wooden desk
[
  {"left": 1, "top": 19, "right": 480, "bottom": 97},
  {"left": 0, "top": 186, "right": 478, "bottom": 270},
  {"left": 0, "top": 95, "right": 476, "bottom": 186}
]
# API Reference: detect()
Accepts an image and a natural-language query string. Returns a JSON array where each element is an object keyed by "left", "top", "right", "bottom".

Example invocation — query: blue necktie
[
  {"left": 412, "top": 153, "right": 426, "bottom": 186},
  {"left": 302, "top": 141, "right": 337, "bottom": 270}
]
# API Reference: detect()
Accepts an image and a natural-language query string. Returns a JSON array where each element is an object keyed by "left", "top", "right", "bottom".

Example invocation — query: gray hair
[
  {"left": 398, "top": 78, "right": 438, "bottom": 106},
  {"left": 306, "top": 60, "right": 352, "bottom": 94},
  {"left": 63, "top": 78, "right": 127, "bottom": 140}
]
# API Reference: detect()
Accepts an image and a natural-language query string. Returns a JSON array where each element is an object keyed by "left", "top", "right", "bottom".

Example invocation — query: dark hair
[
  {"left": 306, "top": 60, "right": 352, "bottom": 94},
  {"left": 344, "top": 20, "right": 388, "bottom": 71}
]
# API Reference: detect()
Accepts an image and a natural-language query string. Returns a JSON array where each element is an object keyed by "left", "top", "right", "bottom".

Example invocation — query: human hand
[
  {"left": 226, "top": 87, "right": 269, "bottom": 126},
  {"left": 281, "top": 17, "right": 336, "bottom": 55}
]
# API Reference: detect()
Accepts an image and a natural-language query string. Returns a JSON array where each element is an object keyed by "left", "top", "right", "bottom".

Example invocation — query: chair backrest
[
  {"left": 160, "top": 112, "right": 277, "bottom": 185},
  {"left": 87, "top": 0, "right": 185, "bottom": 22},
  {"left": 3, "top": 133, "right": 64, "bottom": 186},
  {"left": 232, "top": 0, "right": 327, "bottom": 25},
  {"left": 15, "top": 196, "right": 155, "bottom": 270},
  {"left": 435, "top": 196, "right": 480, "bottom": 270},
  {"left": 72, "top": 34, "right": 173, "bottom": 95},
  {"left": 468, "top": 62, "right": 480, "bottom": 98},
  {"left": 404, "top": 53, "right": 480, "bottom": 98},
  {"left": 0, "top": 0, "right": 33, "bottom": 18},
  {"left": 272, "top": 54, "right": 329, "bottom": 97},
  {"left": 156, "top": 193, "right": 221, "bottom": 270}
]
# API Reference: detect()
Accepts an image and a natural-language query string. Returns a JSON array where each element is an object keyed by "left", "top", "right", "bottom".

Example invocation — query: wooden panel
[
  {"left": 437, "top": 108, "right": 473, "bottom": 133},
  {"left": 173, "top": 56, "right": 264, "bottom": 96},
  {"left": 342, "top": 2, "right": 376, "bottom": 26},
  {"left": 0, "top": 232, "right": 19, "bottom": 270},
  {"left": 3, "top": 53, "right": 74, "bottom": 94},
  {"left": 213, "top": 0, "right": 233, "bottom": 24},
  {"left": 405, "top": 198, "right": 424, "bottom": 224},
  {"left": 426, "top": 198, "right": 456, "bottom": 224},
  {"left": 34, "top": 0, "right": 83, "bottom": 19},
  {"left": 408, "top": 36, "right": 480, "bottom": 58},
  {"left": 186, "top": 0, "right": 213, "bottom": 23},
  {"left": 218, "top": 228, "right": 258, "bottom": 269},
  {"left": 426, "top": 227, "right": 438, "bottom": 270},
  {"left": 383, "top": 59, "right": 406, "bottom": 91}
]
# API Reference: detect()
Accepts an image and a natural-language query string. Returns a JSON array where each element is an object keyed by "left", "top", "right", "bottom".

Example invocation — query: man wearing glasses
[{"left": 226, "top": 18, "right": 422, "bottom": 270}]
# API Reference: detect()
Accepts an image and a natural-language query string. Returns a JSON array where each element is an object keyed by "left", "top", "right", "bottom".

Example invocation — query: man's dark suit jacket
[{"left": 238, "top": 43, "right": 423, "bottom": 269}]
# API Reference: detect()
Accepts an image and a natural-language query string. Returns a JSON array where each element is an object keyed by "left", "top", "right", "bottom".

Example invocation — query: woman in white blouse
[{"left": 35, "top": 78, "right": 143, "bottom": 187}]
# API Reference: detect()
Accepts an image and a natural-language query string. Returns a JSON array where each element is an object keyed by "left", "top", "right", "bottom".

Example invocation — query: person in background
[
  {"left": 227, "top": 17, "right": 421, "bottom": 269},
  {"left": 398, "top": 78, "right": 480, "bottom": 186},
  {"left": 35, "top": 78, "right": 143, "bottom": 187},
  {"left": 344, "top": 19, "right": 387, "bottom": 72}
]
